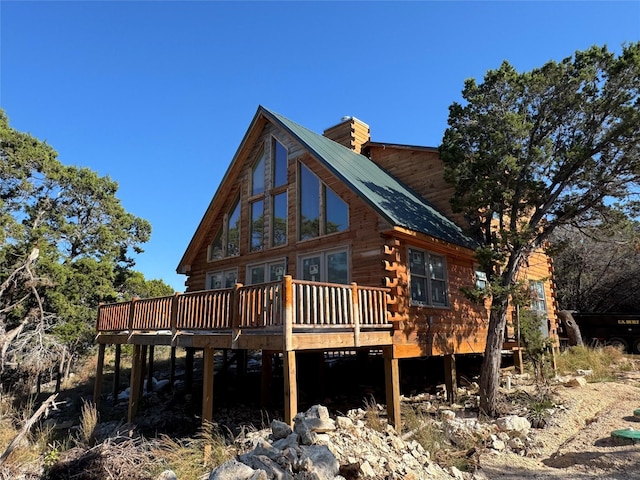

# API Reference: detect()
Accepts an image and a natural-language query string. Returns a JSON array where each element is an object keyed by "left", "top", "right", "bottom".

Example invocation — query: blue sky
[{"left": 1, "top": 1, "right": 638, "bottom": 292}]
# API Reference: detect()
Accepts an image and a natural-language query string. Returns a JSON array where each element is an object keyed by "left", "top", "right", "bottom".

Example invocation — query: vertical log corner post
[{"left": 282, "top": 275, "right": 297, "bottom": 425}]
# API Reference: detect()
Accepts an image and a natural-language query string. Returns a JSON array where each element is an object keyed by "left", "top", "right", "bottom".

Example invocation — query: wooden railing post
[
  {"left": 351, "top": 282, "right": 361, "bottom": 347},
  {"left": 128, "top": 297, "right": 139, "bottom": 332},
  {"left": 170, "top": 292, "right": 180, "bottom": 336},
  {"left": 231, "top": 283, "right": 243, "bottom": 349},
  {"left": 283, "top": 276, "right": 293, "bottom": 352},
  {"left": 96, "top": 302, "right": 104, "bottom": 332}
]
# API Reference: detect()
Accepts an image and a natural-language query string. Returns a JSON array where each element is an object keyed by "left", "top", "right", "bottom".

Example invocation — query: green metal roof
[{"left": 261, "top": 106, "right": 477, "bottom": 250}]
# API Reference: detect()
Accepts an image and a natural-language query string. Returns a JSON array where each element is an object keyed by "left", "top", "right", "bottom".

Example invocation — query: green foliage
[
  {"left": 0, "top": 109, "right": 172, "bottom": 386},
  {"left": 440, "top": 43, "right": 640, "bottom": 415}
]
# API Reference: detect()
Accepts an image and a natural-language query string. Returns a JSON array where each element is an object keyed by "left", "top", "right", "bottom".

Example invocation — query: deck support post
[
  {"left": 93, "top": 343, "right": 106, "bottom": 409},
  {"left": 169, "top": 346, "right": 176, "bottom": 392},
  {"left": 202, "top": 347, "right": 215, "bottom": 425},
  {"left": 383, "top": 347, "right": 401, "bottom": 430},
  {"left": 146, "top": 345, "right": 155, "bottom": 393},
  {"left": 112, "top": 344, "right": 121, "bottom": 404},
  {"left": 283, "top": 350, "right": 297, "bottom": 426},
  {"left": 185, "top": 347, "right": 195, "bottom": 394},
  {"left": 140, "top": 345, "right": 148, "bottom": 402},
  {"left": 513, "top": 348, "right": 524, "bottom": 375},
  {"left": 128, "top": 344, "right": 144, "bottom": 423},
  {"left": 261, "top": 350, "right": 273, "bottom": 408},
  {"left": 444, "top": 354, "right": 457, "bottom": 404}
]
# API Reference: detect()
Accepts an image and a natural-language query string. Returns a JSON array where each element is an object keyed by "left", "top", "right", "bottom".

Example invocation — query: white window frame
[
  {"left": 297, "top": 246, "right": 350, "bottom": 284},
  {"left": 206, "top": 268, "right": 238, "bottom": 290},
  {"left": 207, "top": 198, "right": 241, "bottom": 261},
  {"left": 408, "top": 248, "right": 449, "bottom": 307},
  {"left": 246, "top": 258, "right": 287, "bottom": 285}
]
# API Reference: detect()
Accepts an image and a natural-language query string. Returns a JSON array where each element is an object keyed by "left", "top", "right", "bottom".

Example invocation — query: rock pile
[{"left": 208, "top": 405, "right": 459, "bottom": 480}]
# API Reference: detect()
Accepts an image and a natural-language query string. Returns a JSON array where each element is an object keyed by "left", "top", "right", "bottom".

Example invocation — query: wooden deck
[
  {"left": 96, "top": 276, "right": 392, "bottom": 350},
  {"left": 93, "top": 276, "right": 399, "bottom": 426}
]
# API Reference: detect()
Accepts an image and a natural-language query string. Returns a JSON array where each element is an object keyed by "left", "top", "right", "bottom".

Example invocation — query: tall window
[
  {"left": 409, "top": 248, "right": 448, "bottom": 307},
  {"left": 299, "top": 248, "right": 349, "bottom": 284},
  {"left": 299, "top": 163, "right": 348, "bottom": 241},
  {"left": 208, "top": 199, "right": 240, "bottom": 261},
  {"left": 530, "top": 280, "right": 549, "bottom": 336},
  {"left": 248, "top": 139, "right": 288, "bottom": 250}
]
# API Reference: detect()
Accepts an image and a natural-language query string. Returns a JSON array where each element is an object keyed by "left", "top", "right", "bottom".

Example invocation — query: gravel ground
[{"left": 475, "top": 369, "right": 640, "bottom": 479}]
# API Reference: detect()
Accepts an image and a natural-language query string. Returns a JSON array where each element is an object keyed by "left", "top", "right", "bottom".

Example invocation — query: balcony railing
[{"left": 96, "top": 276, "right": 391, "bottom": 345}]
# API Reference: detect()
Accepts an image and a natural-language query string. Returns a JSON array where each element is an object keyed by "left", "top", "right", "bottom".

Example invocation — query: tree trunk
[
  {"left": 479, "top": 296, "right": 510, "bottom": 417},
  {"left": 557, "top": 310, "right": 584, "bottom": 346}
]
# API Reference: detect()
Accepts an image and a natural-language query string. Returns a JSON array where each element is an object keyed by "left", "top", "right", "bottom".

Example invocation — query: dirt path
[{"left": 476, "top": 372, "right": 640, "bottom": 479}]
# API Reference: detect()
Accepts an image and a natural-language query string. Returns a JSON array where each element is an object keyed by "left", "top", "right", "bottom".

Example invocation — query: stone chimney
[{"left": 323, "top": 116, "right": 370, "bottom": 154}]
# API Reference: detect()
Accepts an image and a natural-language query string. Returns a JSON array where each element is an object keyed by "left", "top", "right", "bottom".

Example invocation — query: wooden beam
[
  {"left": 384, "top": 347, "right": 401, "bottom": 430},
  {"left": 444, "top": 354, "right": 457, "bottom": 404},
  {"left": 93, "top": 344, "right": 106, "bottom": 409},
  {"left": 112, "top": 344, "right": 121, "bottom": 404},
  {"left": 513, "top": 348, "right": 524, "bottom": 375},
  {"left": 283, "top": 351, "right": 297, "bottom": 426},
  {"left": 202, "top": 347, "right": 215, "bottom": 425},
  {"left": 128, "top": 344, "right": 143, "bottom": 423}
]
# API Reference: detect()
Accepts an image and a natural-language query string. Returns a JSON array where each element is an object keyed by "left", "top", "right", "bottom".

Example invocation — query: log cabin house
[{"left": 93, "top": 106, "right": 558, "bottom": 429}]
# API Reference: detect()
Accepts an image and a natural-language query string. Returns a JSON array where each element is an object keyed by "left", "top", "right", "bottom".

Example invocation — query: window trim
[
  {"left": 206, "top": 268, "right": 238, "bottom": 290},
  {"left": 297, "top": 246, "right": 350, "bottom": 284},
  {"left": 408, "top": 247, "right": 449, "bottom": 308},
  {"left": 246, "top": 258, "right": 287, "bottom": 285}
]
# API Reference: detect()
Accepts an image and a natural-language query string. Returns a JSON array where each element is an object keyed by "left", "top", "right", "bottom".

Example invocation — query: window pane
[
  {"left": 209, "top": 230, "right": 223, "bottom": 261},
  {"left": 209, "top": 273, "right": 222, "bottom": 290},
  {"left": 224, "top": 270, "right": 238, "bottom": 288},
  {"left": 250, "top": 200, "right": 264, "bottom": 251},
  {"left": 429, "top": 255, "right": 445, "bottom": 280},
  {"left": 227, "top": 201, "right": 240, "bottom": 256},
  {"left": 302, "top": 256, "right": 321, "bottom": 282},
  {"left": 252, "top": 152, "right": 265, "bottom": 196},
  {"left": 299, "top": 165, "right": 320, "bottom": 240},
  {"left": 249, "top": 266, "right": 265, "bottom": 285},
  {"left": 411, "top": 277, "right": 428, "bottom": 303},
  {"left": 269, "top": 262, "right": 285, "bottom": 281},
  {"left": 325, "top": 187, "right": 348, "bottom": 234},
  {"left": 431, "top": 279, "right": 447, "bottom": 306},
  {"left": 409, "top": 250, "right": 426, "bottom": 276},
  {"left": 327, "top": 251, "right": 348, "bottom": 284},
  {"left": 272, "top": 192, "right": 287, "bottom": 247},
  {"left": 273, "top": 140, "right": 288, "bottom": 187}
]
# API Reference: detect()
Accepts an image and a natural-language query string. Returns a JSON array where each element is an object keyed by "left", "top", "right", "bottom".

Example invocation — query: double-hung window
[
  {"left": 247, "top": 259, "right": 286, "bottom": 285},
  {"left": 409, "top": 248, "right": 448, "bottom": 307},
  {"left": 530, "top": 280, "right": 549, "bottom": 336},
  {"left": 206, "top": 268, "right": 238, "bottom": 290},
  {"left": 298, "top": 248, "right": 349, "bottom": 284}
]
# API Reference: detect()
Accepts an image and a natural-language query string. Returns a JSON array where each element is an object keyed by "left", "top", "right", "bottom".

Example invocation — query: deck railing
[{"left": 96, "top": 276, "right": 391, "bottom": 338}]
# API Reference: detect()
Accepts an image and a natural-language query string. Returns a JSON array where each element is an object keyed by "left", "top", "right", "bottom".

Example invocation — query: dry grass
[
  {"left": 362, "top": 396, "right": 385, "bottom": 433},
  {"left": 78, "top": 400, "right": 99, "bottom": 446},
  {"left": 150, "top": 422, "right": 233, "bottom": 478},
  {"left": 402, "top": 405, "right": 482, "bottom": 472},
  {"left": 555, "top": 345, "right": 634, "bottom": 381}
]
